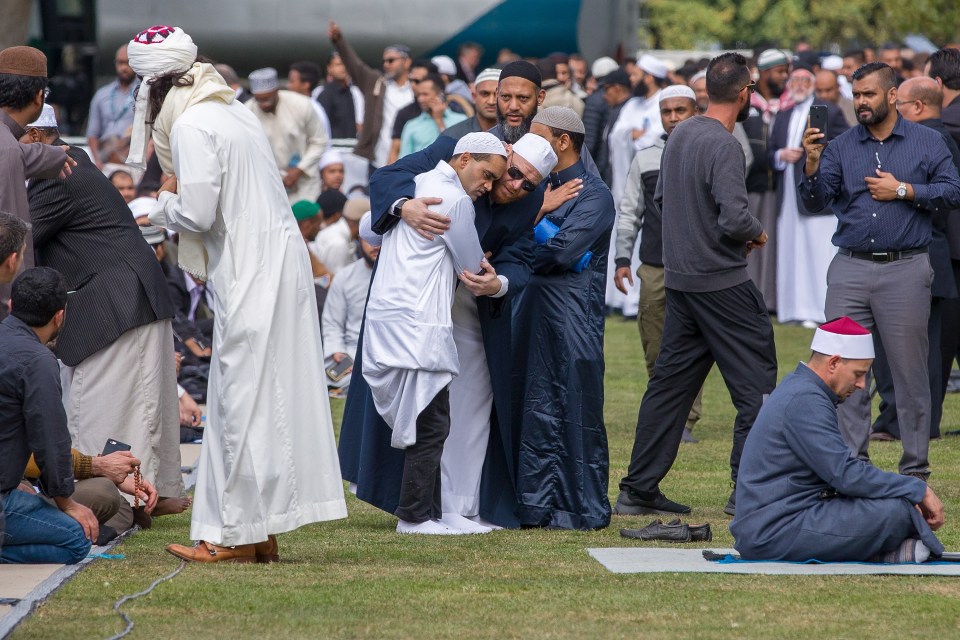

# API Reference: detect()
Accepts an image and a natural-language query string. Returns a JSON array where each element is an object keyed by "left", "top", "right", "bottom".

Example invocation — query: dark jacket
[
  {"left": 27, "top": 143, "right": 174, "bottom": 366},
  {"left": 317, "top": 82, "right": 358, "bottom": 139}
]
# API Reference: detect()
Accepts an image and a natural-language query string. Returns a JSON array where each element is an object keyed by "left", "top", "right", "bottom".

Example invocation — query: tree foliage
[{"left": 643, "top": 0, "right": 960, "bottom": 50}]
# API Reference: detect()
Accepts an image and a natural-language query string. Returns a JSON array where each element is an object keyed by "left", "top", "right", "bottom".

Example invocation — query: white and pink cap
[{"left": 811, "top": 316, "right": 874, "bottom": 359}]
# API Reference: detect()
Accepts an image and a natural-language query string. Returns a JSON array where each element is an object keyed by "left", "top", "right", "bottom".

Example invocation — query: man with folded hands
[{"left": 731, "top": 317, "right": 946, "bottom": 563}]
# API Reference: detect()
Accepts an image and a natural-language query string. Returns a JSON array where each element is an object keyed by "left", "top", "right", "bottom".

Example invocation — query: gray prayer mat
[{"left": 587, "top": 548, "right": 960, "bottom": 576}]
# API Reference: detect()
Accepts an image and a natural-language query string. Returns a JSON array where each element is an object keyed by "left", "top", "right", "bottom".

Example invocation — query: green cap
[{"left": 292, "top": 200, "right": 321, "bottom": 221}]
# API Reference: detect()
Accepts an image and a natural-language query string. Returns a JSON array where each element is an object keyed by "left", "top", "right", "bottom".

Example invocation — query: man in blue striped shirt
[{"left": 799, "top": 61, "right": 960, "bottom": 480}]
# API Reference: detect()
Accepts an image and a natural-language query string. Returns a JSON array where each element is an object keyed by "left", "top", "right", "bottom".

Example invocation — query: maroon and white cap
[{"left": 811, "top": 316, "right": 874, "bottom": 359}]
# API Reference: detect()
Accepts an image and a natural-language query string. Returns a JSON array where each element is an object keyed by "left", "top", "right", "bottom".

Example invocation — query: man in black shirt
[{"left": 0, "top": 267, "right": 98, "bottom": 564}]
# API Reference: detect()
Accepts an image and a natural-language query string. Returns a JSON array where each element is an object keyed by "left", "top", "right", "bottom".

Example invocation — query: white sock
[
  {"left": 466, "top": 515, "right": 504, "bottom": 531},
  {"left": 872, "top": 538, "right": 932, "bottom": 563},
  {"left": 396, "top": 519, "right": 464, "bottom": 535},
  {"left": 440, "top": 512, "right": 493, "bottom": 534}
]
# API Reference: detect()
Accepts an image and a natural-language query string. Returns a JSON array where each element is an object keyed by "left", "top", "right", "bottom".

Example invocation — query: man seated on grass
[
  {"left": 0, "top": 268, "right": 98, "bottom": 563},
  {"left": 731, "top": 317, "right": 946, "bottom": 563}
]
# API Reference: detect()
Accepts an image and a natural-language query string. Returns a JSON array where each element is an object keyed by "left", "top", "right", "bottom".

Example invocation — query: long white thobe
[
  {"left": 363, "top": 161, "right": 483, "bottom": 448},
  {"left": 774, "top": 98, "right": 838, "bottom": 324},
  {"left": 150, "top": 99, "right": 347, "bottom": 546},
  {"left": 247, "top": 90, "right": 329, "bottom": 204}
]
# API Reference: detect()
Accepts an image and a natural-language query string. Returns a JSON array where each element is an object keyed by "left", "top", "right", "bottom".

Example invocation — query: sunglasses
[
  {"left": 508, "top": 166, "right": 537, "bottom": 192},
  {"left": 742, "top": 81, "right": 756, "bottom": 93},
  {"left": 383, "top": 57, "right": 400, "bottom": 64}
]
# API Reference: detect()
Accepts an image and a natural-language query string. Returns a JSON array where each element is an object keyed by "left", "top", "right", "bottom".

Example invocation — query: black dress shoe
[
  {"left": 681, "top": 427, "right": 699, "bottom": 444},
  {"left": 620, "top": 519, "right": 691, "bottom": 542},
  {"left": 665, "top": 518, "right": 713, "bottom": 541},
  {"left": 723, "top": 488, "right": 736, "bottom": 517},
  {"left": 869, "top": 430, "right": 898, "bottom": 442},
  {"left": 614, "top": 489, "right": 691, "bottom": 516}
]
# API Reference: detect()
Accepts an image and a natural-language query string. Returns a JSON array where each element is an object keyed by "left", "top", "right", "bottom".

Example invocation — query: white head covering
[
  {"left": 638, "top": 54, "right": 669, "bottom": 79},
  {"left": 591, "top": 56, "right": 619, "bottom": 80},
  {"left": 474, "top": 67, "right": 501, "bottom": 86},
  {"left": 140, "top": 224, "right": 166, "bottom": 246},
  {"left": 821, "top": 55, "right": 844, "bottom": 71},
  {"left": 249, "top": 67, "right": 279, "bottom": 94},
  {"left": 511, "top": 133, "right": 557, "bottom": 180},
  {"left": 811, "top": 317, "right": 875, "bottom": 359},
  {"left": 126, "top": 26, "right": 198, "bottom": 173},
  {"left": 431, "top": 55, "right": 457, "bottom": 77},
  {"left": 659, "top": 85, "right": 697, "bottom": 103},
  {"left": 319, "top": 149, "right": 344, "bottom": 171},
  {"left": 26, "top": 103, "right": 57, "bottom": 129},
  {"left": 129, "top": 196, "right": 158, "bottom": 219},
  {"left": 454, "top": 131, "right": 508, "bottom": 157},
  {"left": 359, "top": 211, "right": 382, "bottom": 247}
]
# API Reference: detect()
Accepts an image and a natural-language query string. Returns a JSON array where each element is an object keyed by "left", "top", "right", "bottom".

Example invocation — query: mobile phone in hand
[
  {"left": 102, "top": 438, "right": 132, "bottom": 456},
  {"left": 808, "top": 105, "right": 828, "bottom": 144}
]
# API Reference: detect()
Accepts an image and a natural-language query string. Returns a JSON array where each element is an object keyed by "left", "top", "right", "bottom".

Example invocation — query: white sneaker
[
  {"left": 440, "top": 512, "right": 493, "bottom": 534},
  {"left": 396, "top": 519, "right": 462, "bottom": 535},
  {"left": 466, "top": 515, "right": 504, "bottom": 531}
]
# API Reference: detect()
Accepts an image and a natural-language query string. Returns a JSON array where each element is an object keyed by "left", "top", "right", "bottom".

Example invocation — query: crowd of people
[{"left": 0, "top": 22, "right": 956, "bottom": 567}]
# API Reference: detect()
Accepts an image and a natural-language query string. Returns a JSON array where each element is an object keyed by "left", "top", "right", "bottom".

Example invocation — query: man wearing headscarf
[{"left": 126, "top": 25, "right": 347, "bottom": 563}]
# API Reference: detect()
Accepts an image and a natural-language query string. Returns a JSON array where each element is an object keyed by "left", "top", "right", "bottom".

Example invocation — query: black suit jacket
[
  {"left": 768, "top": 100, "right": 849, "bottom": 216},
  {"left": 27, "top": 143, "right": 174, "bottom": 366}
]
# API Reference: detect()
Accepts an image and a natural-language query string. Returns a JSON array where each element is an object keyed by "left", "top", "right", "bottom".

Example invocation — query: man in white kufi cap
[
  {"left": 362, "top": 131, "right": 508, "bottom": 536},
  {"left": 126, "top": 25, "right": 347, "bottom": 563},
  {"left": 732, "top": 316, "right": 947, "bottom": 564}
]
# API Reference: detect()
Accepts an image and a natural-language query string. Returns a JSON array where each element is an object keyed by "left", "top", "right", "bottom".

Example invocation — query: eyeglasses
[
  {"left": 895, "top": 99, "right": 922, "bottom": 107},
  {"left": 741, "top": 81, "right": 756, "bottom": 93},
  {"left": 507, "top": 166, "right": 537, "bottom": 192},
  {"left": 383, "top": 57, "right": 400, "bottom": 65}
]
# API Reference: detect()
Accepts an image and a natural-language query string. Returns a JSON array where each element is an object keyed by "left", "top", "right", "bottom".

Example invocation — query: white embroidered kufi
[
  {"left": 125, "top": 26, "right": 198, "bottom": 173},
  {"left": 811, "top": 316, "right": 875, "bottom": 359},
  {"left": 27, "top": 103, "right": 58, "bottom": 128},
  {"left": 638, "top": 54, "right": 669, "bottom": 79},
  {"left": 474, "top": 67, "right": 501, "bottom": 86},
  {"left": 431, "top": 55, "right": 457, "bottom": 76},
  {"left": 659, "top": 85, "right": 697, "bottom": 103},
  {"left": 511, "top": 133, "right": 557, "bottom": 180},
  {"left": 591, "top": 56, "right": 619, "bottom": 80},
  {"left": 319, "top": 149, "right": 344, "bottom": 171},
  {"left": 453, "top": 131, "right": 507, "bottom": 157},
  {"left": 249, "top": 67, "right": 279, "bottom": 94}
]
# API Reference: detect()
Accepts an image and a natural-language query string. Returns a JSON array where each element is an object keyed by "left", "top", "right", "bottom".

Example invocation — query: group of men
[{"left": 3, "top": 24, "right": 956, "bottom": 565}]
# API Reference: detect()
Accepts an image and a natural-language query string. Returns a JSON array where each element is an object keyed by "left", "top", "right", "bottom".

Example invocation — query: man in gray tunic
[{"left": 732, "top": 317, "right": 945, "bottom": 563}]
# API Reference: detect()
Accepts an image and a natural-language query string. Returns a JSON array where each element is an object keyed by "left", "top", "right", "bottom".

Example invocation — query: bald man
[
  {"left": 815, "top": 69, "right": 857, "bottom": 127},
  {"left": 86, "top": 44, "right": 139, "bottom": 169},
  {"left": 871, "top": 76, "right": 960, "bottom": 443}
]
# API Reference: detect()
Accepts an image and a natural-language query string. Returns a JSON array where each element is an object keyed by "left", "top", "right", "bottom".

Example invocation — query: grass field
[{"left": 12, "top": 318, "right": 960, "bottom": 639}]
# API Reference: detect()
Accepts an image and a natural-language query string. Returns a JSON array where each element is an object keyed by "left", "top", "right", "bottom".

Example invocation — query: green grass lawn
[{"left": 13, "top": 319, "right": 960, "bottom": 639}]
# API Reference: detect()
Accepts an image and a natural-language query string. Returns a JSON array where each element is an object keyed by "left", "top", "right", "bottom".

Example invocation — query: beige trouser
[
  {"left": 638, "top": 263, "right": 703, "bottom": 430},
  {"left": 62, "top": 319, "right": 183, "bottom": 501}
]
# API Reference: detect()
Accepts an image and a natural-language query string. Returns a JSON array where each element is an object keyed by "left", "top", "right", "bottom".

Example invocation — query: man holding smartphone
[{"left": 800, "top": 61, "right": 960, "bottom": 479}]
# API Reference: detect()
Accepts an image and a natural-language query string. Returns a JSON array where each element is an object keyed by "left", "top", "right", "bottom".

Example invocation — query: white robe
[
  {"left": 775, "top": 98, "right": 838, "bottom": 324},
  {"left": 362, "top": 161, "right": 483, "bottom": 449},
  {"left": 321, "top": 257, "right": 372, "bottom": 387},
  {"left": 247, "top": 90, "right": 329, "bottom": 204},
  {"left": 150, "top": 100, "right": 347, "bottom": 546},
  {"left": 310, "top": 218, "right": 355, "bottom": 274}
]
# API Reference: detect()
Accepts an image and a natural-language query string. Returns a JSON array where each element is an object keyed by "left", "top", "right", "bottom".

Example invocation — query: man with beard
[
  {"left": 615, "top": 53, "right": 776, "bottom": 519},
  {"left": 799, "top": 62, "right": 960, "bottom": 481},
  {"left": 86, "top": 44, "right": 139, "bottom": 169},
  {"left": 770, "top": 68, "right": 848, "bottom": 326},
  {"left": 743, "top": 49, "right": 790, "bottom": 311}
]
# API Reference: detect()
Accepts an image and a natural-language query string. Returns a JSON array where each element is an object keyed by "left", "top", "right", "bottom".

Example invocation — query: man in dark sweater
[{"left": 615, "top": 52, "right": 777, "bottom": 518}]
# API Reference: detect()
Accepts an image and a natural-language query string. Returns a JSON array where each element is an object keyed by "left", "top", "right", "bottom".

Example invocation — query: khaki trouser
[{"left": 637, "top": 263, "right": 703, "bottom": 430}]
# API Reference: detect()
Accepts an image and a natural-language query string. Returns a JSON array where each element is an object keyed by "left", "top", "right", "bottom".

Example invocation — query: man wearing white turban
[{"left": 127, "top": 25, "right": 347, "bottom": 563}]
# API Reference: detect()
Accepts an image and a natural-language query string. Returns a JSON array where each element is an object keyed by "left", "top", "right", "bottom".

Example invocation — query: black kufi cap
[{"left": 499, "top": 60, "right": 542, "bottom": 88}]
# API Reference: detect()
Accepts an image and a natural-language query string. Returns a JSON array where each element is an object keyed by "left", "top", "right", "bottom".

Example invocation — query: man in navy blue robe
[{"left": 732, "top": 317, "right": 945, "bottom": 562}]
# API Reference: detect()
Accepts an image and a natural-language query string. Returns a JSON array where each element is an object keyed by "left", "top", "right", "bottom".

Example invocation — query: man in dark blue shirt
[
  {"left": 799, "top": 62, "right": 960, "bottom": 479},
  {"left": 0, "top": 268, "right": 97, "bottom": 564}
]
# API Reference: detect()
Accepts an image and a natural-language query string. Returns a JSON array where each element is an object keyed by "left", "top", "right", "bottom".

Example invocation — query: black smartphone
[
  {"left": 326, "top": 355, "right": 354, "bottom": 382},
  {"left": 808, "top": 105, "right": 828, "bottom": 144},
  {"left": 102, "top": 438, "right": 132, "bottom": 456}
]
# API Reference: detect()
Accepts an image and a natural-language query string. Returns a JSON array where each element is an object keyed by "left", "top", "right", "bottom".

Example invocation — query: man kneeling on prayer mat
[
  {"left": 362, "top": 131, "right": 507, "bottom": 535},
  {"left": 731, "top": 317, "right": 946, "bottom": 563}
]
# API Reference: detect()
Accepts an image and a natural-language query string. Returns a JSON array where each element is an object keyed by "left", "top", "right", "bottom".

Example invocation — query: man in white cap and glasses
[
  {"left": 362, "top": 131, "right": 508, "bottom": 534},
  {"left": 339, "top": 131, "right": 557, "bottom": 531},
  {"left": 732, "top": 317, "right": 946, "bottom": 563},
  {"left": 125, "top": 25, "right": 347, "bottom": 563},
  {"left": 246, "top": 67, "right": 329, "bottom": 204},
  {"left": 513, "top": 106, "right": 615, "bottom": 529}
]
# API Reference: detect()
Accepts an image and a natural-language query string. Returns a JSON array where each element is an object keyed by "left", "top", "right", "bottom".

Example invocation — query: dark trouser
[
  {"left": 620, "top": 281, "right": 777, "bottom": 495},
  {"left": 939, "top": 259, "right": 960, "bottom": 401},
  {"left": 872, "top": 298, "right": 944, "bottom": 439},
  {"left": 395, "top": 387, "right": 451, "bottom": 523},
  {"left": 825, "top": 252, "right": 933, "bottom": 474}
]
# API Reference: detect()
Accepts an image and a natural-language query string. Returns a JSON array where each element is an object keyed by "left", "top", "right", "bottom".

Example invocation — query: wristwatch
[
  {"left": 896, "top": 182, "right": 907, "bottom": 200},
  {"left": 392, "top": 197, "right": 409, "bottom": 218}
]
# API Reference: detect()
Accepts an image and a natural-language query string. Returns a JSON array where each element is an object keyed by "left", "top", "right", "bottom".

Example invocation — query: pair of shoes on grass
[{"left": 619, "top": 518, "right": 712, "bottom": 543}]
